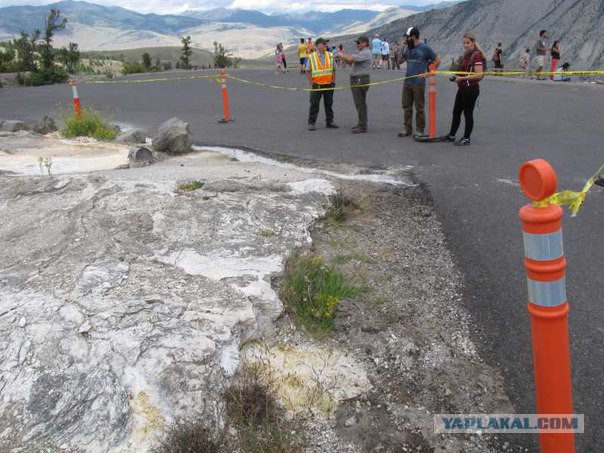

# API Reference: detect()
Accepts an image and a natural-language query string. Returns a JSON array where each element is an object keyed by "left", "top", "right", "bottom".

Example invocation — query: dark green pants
[{"left": 350, "top": 75, "right": 370, "bottom": 129}]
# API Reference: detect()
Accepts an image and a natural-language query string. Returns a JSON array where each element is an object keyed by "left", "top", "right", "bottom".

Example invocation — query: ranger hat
[
  {"left": 354, "top": 35, "right": 369, "bottom": 44},
  {"left": 315, "top": 37, "right": 330, "bottom": 45}
]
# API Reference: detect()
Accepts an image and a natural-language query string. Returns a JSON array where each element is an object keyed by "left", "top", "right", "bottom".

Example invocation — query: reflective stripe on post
[{"left": 518, "top": 159, "right": 575, "bottom": 453}]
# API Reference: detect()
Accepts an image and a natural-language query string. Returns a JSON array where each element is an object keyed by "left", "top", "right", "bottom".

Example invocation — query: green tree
[
  {"left": 213, "top": 41, "right": 232, "bottom": 68},
  {"left": 0, "top": 47, "right": 16, "bottom": 72},
  {"left": 57, "top": 42, "right": 80, "bottom": 73},
  {"left": 39, "top": 8, "right": 67, "bottom": 70},
  {"left": 180, "top": 35, "right": 192, "bottom": 69},
  {"left": 12, "top": 31, "right": 40, "bottom": 72},
  {"left": 142, "top": 52, "right": 152, "bottom": 71}
]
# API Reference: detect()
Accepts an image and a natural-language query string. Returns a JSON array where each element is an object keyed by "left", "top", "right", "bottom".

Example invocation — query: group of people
[
  {"left": 305, "top": 26, "right": 482, "bottom": 146},
  {"left": 370, "top": 35, "right": 405, "bottom": 70},
  {"left": 506, "top": 30, "right": 570, "bottom": 81}
]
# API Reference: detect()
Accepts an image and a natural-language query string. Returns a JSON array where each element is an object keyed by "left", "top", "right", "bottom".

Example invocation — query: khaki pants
[{"left": 402, "top": 83, "right": 426, "bottom": 135}]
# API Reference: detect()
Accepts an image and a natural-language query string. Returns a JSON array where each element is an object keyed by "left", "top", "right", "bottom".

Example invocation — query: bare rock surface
[{"left": 0, "top": 133, "right": 339, "bottom": 451}]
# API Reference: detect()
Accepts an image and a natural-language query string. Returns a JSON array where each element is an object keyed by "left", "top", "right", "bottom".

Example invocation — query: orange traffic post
[
  {"left": 69, "top": 79, "right": 82, "bottom": 121},
  {"left": 218, "top": 68, "right": 232, "bottom": 123},
  {"left": 518, "top": 159, "right": 575, "bottom": 453},
  {"left": 428, "top": 63, "right": 437, "bottom": 139}
]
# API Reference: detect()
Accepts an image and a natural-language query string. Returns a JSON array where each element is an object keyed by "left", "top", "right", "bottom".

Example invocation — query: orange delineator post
[
  {"left": 428, "top": 63, "right": 437, "bottom": 139},
  {"left": 218, "top": 68, "right": 232, "bottom": 123},
  {"left": 69, "top": 79, "right": 82, "bottom": 121},
  {"left": 518, "top": 159, "right": 575, "bottom": 453}
]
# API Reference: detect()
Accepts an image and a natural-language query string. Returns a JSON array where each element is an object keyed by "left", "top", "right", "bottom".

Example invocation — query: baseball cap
[
  {"left": 405, "top": 26, "right": 419, "bottom": 38},
  {"left": 354, "top": 35, "right": 369, "bottom": 44},
  {"left": 315, "top": 37, "right": 330, "bottom": 45}
]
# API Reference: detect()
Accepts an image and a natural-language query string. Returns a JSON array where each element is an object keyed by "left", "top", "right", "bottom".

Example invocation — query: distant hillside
[
  {"left": 368, "top": 0, "right": 604, "bottom": 69},
  {"left": 183, "top": 8, "right": 379, "bottom": 35}
]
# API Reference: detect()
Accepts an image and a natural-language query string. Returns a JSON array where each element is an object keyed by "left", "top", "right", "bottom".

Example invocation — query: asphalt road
[{"left": 2, "top": 69, "right": 603, "bottom": 451}]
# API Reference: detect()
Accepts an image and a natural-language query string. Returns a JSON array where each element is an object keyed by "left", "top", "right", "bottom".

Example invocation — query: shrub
[
  {"left": 224, "top": 363, "right": 302, "bottom": 453},
  {"left": 175, "top": 180, "right": 204, "bottom": 193},
  {"left": 122, "top": 61, "right": 146, "bottom": 75},
  {"left": 280, "top": 252, "right": 360, "bottom": 334},
  {"left": 61, "top": 107, "right": 118, "bottom": 140},
  {"left": 153, "top": 420, "right": 222, "bottom": 453},
  {"left": 24, "top": 66, "right": 68, "bottom": 86}
]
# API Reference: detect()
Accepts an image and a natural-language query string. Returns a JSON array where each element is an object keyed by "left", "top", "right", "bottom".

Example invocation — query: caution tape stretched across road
[{"left": 533, "top": 163, "right": 604, "bottom": 216}]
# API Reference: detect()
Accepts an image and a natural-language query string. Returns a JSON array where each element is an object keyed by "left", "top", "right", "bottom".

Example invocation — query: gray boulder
[
  {"left": 33, "top": 116, "right": 58, "bottom": 135},
  {"left": 116, "top": 129, "right": 147, "bottom": 144},
  {"left": 128, "top": 146, "right": 155, "bottom": 167},
  {"left": 0, "top": 120, "right": 28, "bottom": 132},
  {"left": 152, "top": 117, "right": 193, "bottom": 154}
]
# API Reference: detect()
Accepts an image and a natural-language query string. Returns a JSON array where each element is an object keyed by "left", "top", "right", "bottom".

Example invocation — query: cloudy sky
[{"left": 0, "top": 0, "right": 458, "bottom": 14}]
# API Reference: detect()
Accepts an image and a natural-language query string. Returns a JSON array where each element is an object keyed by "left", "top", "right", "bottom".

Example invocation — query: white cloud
[{"left": 0, "top": 0, "right": 457, "bottom": 14}]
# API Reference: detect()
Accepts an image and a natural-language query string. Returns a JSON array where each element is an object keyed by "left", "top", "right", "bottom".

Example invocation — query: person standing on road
[
  {"left": 492, "top": 42, "right": 503, "bottom": 74},
  {"left": 549, "top": 40, "right": 561, "bottom": 80},
  {"left": 371, "top": 34, "right": 382, "bottom": 69},
  {"left": 306, "top": 38, "right": 338, "bottom": 131},
  {"left": 535, "top": 30, "right": 550, "bottom": 80},
  {"left": 391, "top": 40, "right": 402, "bottom": 70},
  {"left": 381, "top": 38, "right": 390, "bottom": 70},
  {"left": 399, "top": 26, "right": 441, "bottom": 138},
  {"left": 298, "top": 38, "right": 307, "bottom": 74},
  {"left": 520, "top": 47, "right": 531, "bottom": 77},
  {"left": 442, "top": 32, "right": 485, "bottom": 146},
  {"left": 336, "top": 35, "right": 372, "bottom": 134}
]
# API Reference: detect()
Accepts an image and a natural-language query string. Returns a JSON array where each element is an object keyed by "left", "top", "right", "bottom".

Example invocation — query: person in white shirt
[
  {"left": 553, "top": 62, "right": 571, "bottom": 82},
  {"left": 381, "top": 38, "right": 390, "bottom": 69}
]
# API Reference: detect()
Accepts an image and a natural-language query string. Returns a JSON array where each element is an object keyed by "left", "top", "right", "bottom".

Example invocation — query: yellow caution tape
[{"left": 534, "top": 163, "right": 604, "bottom": 216}]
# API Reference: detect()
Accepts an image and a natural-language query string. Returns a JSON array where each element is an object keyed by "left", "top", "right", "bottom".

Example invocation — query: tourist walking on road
[
  {"left": 298, "top": 38, "right": 307, "bottom": 74},
  {"left": 535, "top": 30, "right": 550, "bottom": 80},
  {"left": 371, "top": 35, "right": 382, "bottom": 69},
  {"left": 306, "top": 38, "right": 338, "bottom": 131},
  {"left": 336, "top": 35, "right": 372, "bottom": 133},
  {"left": 442, "top": 32, "right": 485, "bottom": 146},
  {"left": 550, "top": 40, "right": 561, "bottom": 80},
  {"left": 274, "top": 43, "right": 285, "bottom": 73},
  {"left": 399, "top": 27, "right": 441, "bottom": 138},
  {"left": 381, "top": 38, "right": 390, "bottom": 70}
]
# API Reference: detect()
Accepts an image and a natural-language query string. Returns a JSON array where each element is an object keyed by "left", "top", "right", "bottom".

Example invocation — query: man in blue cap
[{"left": 306, "top": 37, "right": 338, "bottom": 130}]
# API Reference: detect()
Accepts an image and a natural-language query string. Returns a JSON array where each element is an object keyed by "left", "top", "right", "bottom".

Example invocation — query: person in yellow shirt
[{"left": 297, "top": 38, "right": 308, "bottom": 74}]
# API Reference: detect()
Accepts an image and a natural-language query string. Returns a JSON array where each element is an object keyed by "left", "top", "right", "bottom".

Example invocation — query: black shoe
[
  {"left": 454, "top": 137, "right": 471, "bottom": 146},
  {"left": 352, "top": 127, "right": 367, "bottom": 134},
  {"left": 397, "top": 131, "right": 412, "bottom": 137},
  {"left": 441, "top": 134, "right": 455, "bottom": 142},
  {"left": 326, "top": 122, "right": 339, "bottom": 129},
  {"left": 308, "top": 124, "right": 316, "bottom": 131}
]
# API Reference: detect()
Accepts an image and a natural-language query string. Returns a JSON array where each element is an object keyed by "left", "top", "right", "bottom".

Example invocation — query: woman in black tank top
[{"left": 550, "top": 41, "right": 561, "bottom": 80}]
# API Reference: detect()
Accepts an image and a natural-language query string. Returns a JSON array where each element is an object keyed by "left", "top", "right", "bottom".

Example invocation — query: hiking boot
[
  {"left": 308, "top": 124, "right": 316, "bottom": 131},
  {"left": 326, "top": 122, "right": 339, "bottom": 129},
  {"left": 397, "top": 131, "right": 412, "bottom": 137},
  {"left": 352, "top": 126, "right": 367, "bottom": 134},
  {"left": 454, "top": 137, "right": 471, "bottom": 146},
  {"left": 441, "top": 134, "right": 455, "bottom": 142}
]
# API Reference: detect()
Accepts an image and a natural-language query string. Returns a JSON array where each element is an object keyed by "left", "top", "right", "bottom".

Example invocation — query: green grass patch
[
  {"left": 280, "top": 252, "right": 360, "bottom": 335},
  {"left": 60, "top": 107, "right": 117, "bottom": 140},
  {"left": 176, "top": 180, "right": 205, "bottom": 193},
  {"left": 259, "top": 229, "right": 276, "bottom": 238}
]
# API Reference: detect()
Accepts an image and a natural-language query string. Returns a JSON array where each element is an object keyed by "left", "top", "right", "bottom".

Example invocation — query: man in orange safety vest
[{"left": 306, "top": 37, "right": 338, "bottom": 131}]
